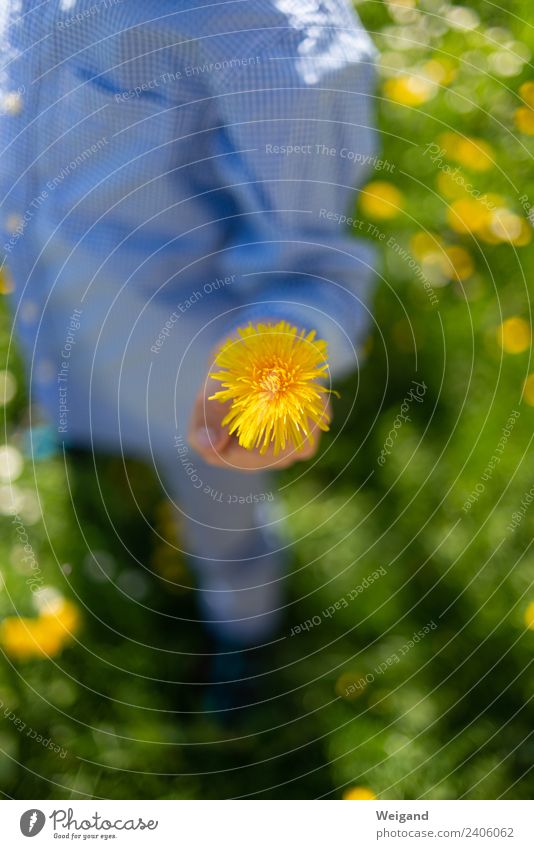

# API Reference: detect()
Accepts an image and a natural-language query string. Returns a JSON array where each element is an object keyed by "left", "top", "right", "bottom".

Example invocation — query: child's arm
[
  {"left": 188, "top": 2, "right": 377, "bottom": 467},
  {"left": 198, "top": 1, "right": 378, "bottom": 380}
]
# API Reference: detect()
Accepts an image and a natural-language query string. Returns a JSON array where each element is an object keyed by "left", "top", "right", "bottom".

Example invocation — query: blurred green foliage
[{"left": 1, "top": 0, "right": 534, "bottom": 799}]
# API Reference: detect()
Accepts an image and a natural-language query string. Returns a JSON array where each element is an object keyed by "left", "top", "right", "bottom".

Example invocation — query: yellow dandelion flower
[
  {"left": 455, "top": 137, "right": 494, "bottom": 171},
  {"left": 512, "top": 219, "right": 533, "bottom": 246},
  {"left": 0, "top": 616, "right": 62, "bottom": 660},
  {"left": 514, "top": 106, "right": 534, "bottom": 135},
  {"left": 209, "top": 321, "right": 331, "bottom": 456},
  {"left": 436, "top": 171, "right": 468, "bottom": 200},
  {"left": 410, "top": 238, "right": 474, "bottom": 284},
  {"left": 442, "top": 246, "right": 474, "bottom": 280},
  {"left": 524, "top": 602, "right": 534, "bottom": 629},
  {"left": 0, "top": 269, "right": 14, "bottom": 295},
  {"left": 41, "top": 598, "right": 80, "bottom": 636},
  {"left": 410, "top": 231, "right": 444, "bottom": 260},
  {"left": 360, "top": 181, "right": 404, "bottom": 220},
  {"left": 343, "top": 786, "right": 377, "bottom": 800},
  {"left": 384, "top": 75, "right": 436, "bottom": 106},
  {"left": 437, "top": 132, "right": 494, "bottom": 171},
  {"left": 0, "top": 599, "right": 80, "bottom": 660},
  {"left": 335, "top": 672, "right": 367, "bottom": 701},
  {"left": 486, "top": 208, "right": 532, "bottom": 246},
  {"left": 497, "top": 317, "right": 531, "bottom": 354},
  {"left": 423, "top": 59, "right": 457, "bottom": 86},
  {"left": 477, "top": 223, "right": 503, "bottom": 245},
  {"left": 519, "top": 81, "right": 534, "bottom": 108},
  {"left": 447, "top": 198, "right": 489, "bottom": 235},
  {"left": 523, "top": 374, "right": 534, "bottom": 406},
  {"left": 447, "top": 196, "right": 504, "bottom": 239},
  {"left": 490, "top": 208, "right": 525, "bottom": 243}
]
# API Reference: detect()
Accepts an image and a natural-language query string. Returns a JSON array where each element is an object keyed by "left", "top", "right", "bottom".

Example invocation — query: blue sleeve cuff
[{"left": 222, "top": 276, "right": 375, "bottom": 380}]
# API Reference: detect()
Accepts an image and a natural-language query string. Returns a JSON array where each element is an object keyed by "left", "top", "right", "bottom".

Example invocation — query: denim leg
[
  {"left": 159, "top": 453, "right": 288, "bottom": 646},
  {"left": 46, "top": 276, "right": 290, "bottom": 646}
]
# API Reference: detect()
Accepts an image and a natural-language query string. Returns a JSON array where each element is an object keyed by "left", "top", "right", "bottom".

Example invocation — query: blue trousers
[{"left": 38, "top": 259, "right": 288, "bottom": 647}]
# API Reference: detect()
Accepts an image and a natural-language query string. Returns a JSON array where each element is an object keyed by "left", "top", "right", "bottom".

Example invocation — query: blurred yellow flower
[
  {"left": 522, "top": 374, "right": 534, "bottom": 406},
  {"left": 42, "top": 598, "right": 80, "bottom": 635},
  {"left": 384, "top": 75, "right": 436, "bottom": 106},
  {"left": 437, "top": 171, "right": 469, "bottom": 200},
  {"left": 410, "top": 233, "right": 474, "bottom": 281},
  {"left": 0, "top": 598, "right": 80, "bottom": 660},
  {"left": 0, "top": 269, "right": 14, "bottom": 295},
  {"left": 497, "top": 317, "right": 531, "bottom": 354},
  {"left": 442, "top": 246, "right": 475, "bottom": 280},
  {"left": 516, "top": 81, "right": 534, "bottom": 134},
  {"left": 423, "top": 59, "right": 457, "bottom": 86},
  {"left": 524, "top": 601, "right": 534, "bottom": 629},
  {"left": 512, "top": 220, "right": 532, "bottom": 246},
  {"left": 446, "top": 195, "right": 528, "bottom": 245},
  {"left": 335, "top": 672, "right": 366, "bottom": 701},
  {"left": 514, "top": 106, "right": 534, "bottom": 135},
  {"left": 519, "top": 81, "right": 534, "bottom": 108},
  {"left": 447, "top": 197, "right": 492, "bottom": 235},
  {"left": 343, "top": 786, "right": 377, "bottom": 800},
  {"left": 438, "top": 132, "right": 494, "bottom": 171},
  {"left": 360, "top": 181, "right": 404, "bottom": 220},
  {"left": 1, "top": 617, "right": 62, "bottom": 660},
  {"left": 410, "top": 231, "right": 444, "bottom": 259},
  {"left": 490, "top": 208, "right": 532, "bottom": 245}
]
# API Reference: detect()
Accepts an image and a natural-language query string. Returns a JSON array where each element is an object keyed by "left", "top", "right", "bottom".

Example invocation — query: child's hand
[{"left": 188, "top": 357, "right": 331, "bottom": 472}]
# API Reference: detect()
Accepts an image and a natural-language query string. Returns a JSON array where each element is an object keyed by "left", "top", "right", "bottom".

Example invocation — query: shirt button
[
  {"left": 2, "top": 91, "right": 23, "bottom": 115},
  {"left": 5, "top": 213, "right": 23, "bottom": 233}
]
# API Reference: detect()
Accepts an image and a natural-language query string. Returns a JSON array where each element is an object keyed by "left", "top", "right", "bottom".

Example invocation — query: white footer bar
[{"left": 1, "top": 800, "right": 532, "bottom": 848}]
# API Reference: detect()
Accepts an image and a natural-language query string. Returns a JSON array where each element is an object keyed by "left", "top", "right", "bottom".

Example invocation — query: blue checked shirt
[{"left": 0, "top": 0, "right": 377, "bottom": 446}]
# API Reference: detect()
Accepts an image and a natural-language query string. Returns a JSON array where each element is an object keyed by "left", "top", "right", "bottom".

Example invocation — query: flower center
[{"left": 258, "top": 365, "right": 290, "bottom": 397}]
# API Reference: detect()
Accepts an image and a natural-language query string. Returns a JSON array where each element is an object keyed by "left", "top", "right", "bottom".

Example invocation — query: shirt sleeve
[{"left": 200, "top": 0, "right": 379, "bottom": 377}]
